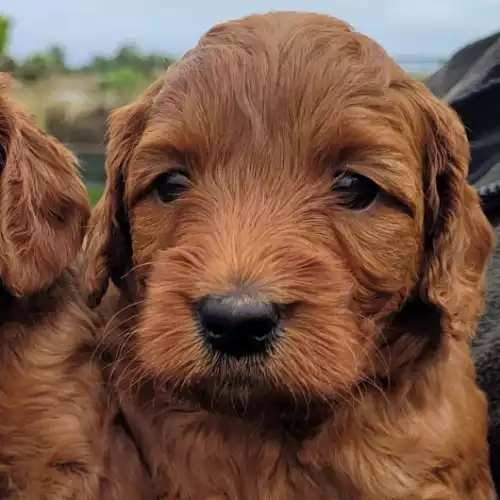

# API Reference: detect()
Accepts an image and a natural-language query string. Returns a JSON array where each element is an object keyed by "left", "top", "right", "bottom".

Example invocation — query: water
[{"left": 397, "top": 59, "right": 444, "bottom": 76}]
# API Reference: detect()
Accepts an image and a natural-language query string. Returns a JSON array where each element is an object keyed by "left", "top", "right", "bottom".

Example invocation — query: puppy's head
[
  {"left": 84, "top": 12, "right": 493, "bottom": 413},
  {"left": 0, "top": 74, "right": 91, "bottom": 296}
]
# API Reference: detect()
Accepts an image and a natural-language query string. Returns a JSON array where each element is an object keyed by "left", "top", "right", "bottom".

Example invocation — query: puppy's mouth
[
  {"left": 164, "top": 369, "right": 329, "bottom": 436},
  {"left": 162, "top": 336, "right": 332, "bottom": 432}
]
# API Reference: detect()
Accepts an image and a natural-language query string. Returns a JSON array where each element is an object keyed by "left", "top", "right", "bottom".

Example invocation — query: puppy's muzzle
[{"left": 195, "top": 293, "right": 282, "bottom": 358}]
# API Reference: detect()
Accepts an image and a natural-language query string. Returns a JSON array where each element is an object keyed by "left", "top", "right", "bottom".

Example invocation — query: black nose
[{"left": 195, "top": 294, "right": 281, "bottom": 358}]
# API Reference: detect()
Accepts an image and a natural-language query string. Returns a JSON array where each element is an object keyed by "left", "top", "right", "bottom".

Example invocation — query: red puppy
[{"left": 85, "top": 12, "right": 495, "bottom": 499}]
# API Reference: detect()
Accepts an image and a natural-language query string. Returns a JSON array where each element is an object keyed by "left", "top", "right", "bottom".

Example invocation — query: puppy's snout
[{"left": 195, "top": 294, "right": 281, "bottom": 358}]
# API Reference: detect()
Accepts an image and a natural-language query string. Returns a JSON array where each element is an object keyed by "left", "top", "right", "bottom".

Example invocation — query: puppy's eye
[
  {"left": 153, "top": 171, "right": 189, "bottom": 203},
  {"left": 332, "top": 172, "right": 380, "bottom": 211}
]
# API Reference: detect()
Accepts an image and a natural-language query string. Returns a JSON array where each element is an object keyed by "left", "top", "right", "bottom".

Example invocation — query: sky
[{"left": 3, "top": 0, "right": 500, "bottom": 66}]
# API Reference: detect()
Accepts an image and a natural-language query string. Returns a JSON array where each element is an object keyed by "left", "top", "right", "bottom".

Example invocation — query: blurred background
[{"left": 1, "top": 0, "right": 500, "bottom": 204}]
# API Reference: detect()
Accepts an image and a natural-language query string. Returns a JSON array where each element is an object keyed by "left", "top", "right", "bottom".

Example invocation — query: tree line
[{"left": 0, "top": 14, "right": 176, "bottom": 82}]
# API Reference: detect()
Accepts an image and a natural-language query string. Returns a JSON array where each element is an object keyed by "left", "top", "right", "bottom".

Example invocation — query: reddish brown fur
[
  {"left": 84, "top": 12, "right": 496, "bottom": 499},
  {"left": 0, "top": 73, "right": 150, "bottom": 499}
]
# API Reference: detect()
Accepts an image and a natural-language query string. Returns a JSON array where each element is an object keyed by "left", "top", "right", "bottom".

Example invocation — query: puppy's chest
[{"left": 131, "top": 410, "right": 348, "bottom": 500}]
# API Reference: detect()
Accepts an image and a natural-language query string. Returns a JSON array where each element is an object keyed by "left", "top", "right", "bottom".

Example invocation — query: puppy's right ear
[{"left": 83, "top": 78, "right": 164, "bottom": 307}]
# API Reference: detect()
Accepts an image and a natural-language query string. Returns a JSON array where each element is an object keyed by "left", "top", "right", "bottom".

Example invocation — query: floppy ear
[
  {"left": 410, "top": 80, "right": 495, "bottom": 340},
  {"left": 83, "top": 78, "right": 164, "bottom": 306},
  {"left": 0, "top": 78, "right": 91, "bottom": 296}
]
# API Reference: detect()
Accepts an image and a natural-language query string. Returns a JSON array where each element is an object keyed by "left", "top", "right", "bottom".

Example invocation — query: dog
[
  {"left": 83, "top": 12, "right": 496, "bottom": 499},
  {"left": 0, "top": 74, "right": 149, "bottom": 499}
]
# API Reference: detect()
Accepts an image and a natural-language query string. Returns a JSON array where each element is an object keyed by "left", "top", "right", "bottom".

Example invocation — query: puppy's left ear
[
  {"left": 82, "top": 77, "right": 165, "bottom": 306},
  {"left": 0, "top": 84, "right": 91, "bottom": 296},
  {"left": 407, "top": 80, "right": 495, "bottom": 340}
]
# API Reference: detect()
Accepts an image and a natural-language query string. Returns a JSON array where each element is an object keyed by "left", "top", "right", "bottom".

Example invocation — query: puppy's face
[
  {"left": 85, "top": 13, "right": 493, "bottom": 412},
  {"left": 0, "top": 74, "right": 91, "bottom": 297}
]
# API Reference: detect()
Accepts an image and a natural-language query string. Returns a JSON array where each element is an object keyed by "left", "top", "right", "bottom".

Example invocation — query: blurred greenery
[
  {"left": 0, "top": 15, "right": 10, "bottom": 57},
  {"left": 1, "top": 15, "right": 174, "bottom": 124},
  {"left": 0, "top": 14, "right": 175, "bottom": 200},
  {"left": 87, "top": 184, "right": 104, "bottom": 206}
]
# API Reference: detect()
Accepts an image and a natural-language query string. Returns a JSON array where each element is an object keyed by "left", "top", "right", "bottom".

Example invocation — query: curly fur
[
  {"left": 0, "top": 73, "right": 150, "bottom": 500},
  {"left": 84, "top": 13, "right": 496, "bottom": 499}
]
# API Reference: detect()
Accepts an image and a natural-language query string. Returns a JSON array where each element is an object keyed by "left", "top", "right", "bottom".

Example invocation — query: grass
[
  {"left": 14, "top": 74, "right": 102, "bottom": 129},
  {"left": 13, "top": 72, "right": 158, "bottom": 129},
  {"left": 87, "top": 184, "right": 104, "bottom": 206}
]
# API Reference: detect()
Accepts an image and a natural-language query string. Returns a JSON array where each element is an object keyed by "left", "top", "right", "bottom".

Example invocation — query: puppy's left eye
[
  {"left": 332, "top": 172, "right": 380, "bottom": 211},
  {"left": 153, "top": 171, "right": 190, "bottom": 203}
]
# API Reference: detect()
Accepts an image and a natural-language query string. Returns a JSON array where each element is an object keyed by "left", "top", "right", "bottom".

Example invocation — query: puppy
[
  {"left": 0, "top": 74, "right": 149, "bottom": 499},
  {"left": 84, "top": 12, "right": 496, "bottom": 499}
]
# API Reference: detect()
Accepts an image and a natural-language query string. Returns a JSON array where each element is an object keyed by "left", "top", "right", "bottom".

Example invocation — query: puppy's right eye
[
  {"left": 332, "top": 172, "right": 380, "bottom": 211},
  {"left": 153, "top": 171, "right": 189, "bottom": 203}
]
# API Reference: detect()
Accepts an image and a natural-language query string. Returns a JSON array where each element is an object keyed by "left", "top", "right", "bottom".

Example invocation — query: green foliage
[
  {"left": 0, "top": 54, "right": 16, "bottom": 73},
  {"left": 99, "top": 65, "right": 145, "bottom": 100},
  {"left": 85, "top": 43, "right": 174, "bottom": 75},
  {"left": 7, "top": 38, "right": 174, "bottom": 84},
  {"left": 1, "top": 13, "right": 173, "bottom": 84},
  {"left": 13, "top": 45, "right": 67, "bottom": 81},
  {"left": 17, "top": 53, "right": 51, "bottom": 81},
  {"left": 0, "top": 15, "right": 10, "bottom": 57},
  {"left": 0, "top": 14, "right": 13, "bottom": 73},
  {"left": 87, "top": 45, "right": 174, "bottom": 103},
  {"left": 87, "top": 184, "right": 104, "bottom": 206},
  {"left": 46, "top": 45, "right": 67, "bottom": 72}
]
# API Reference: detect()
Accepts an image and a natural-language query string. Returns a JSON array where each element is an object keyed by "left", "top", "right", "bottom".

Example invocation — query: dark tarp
[{"left": 425, "top": 31, "right": 500, "bottom": 216}]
